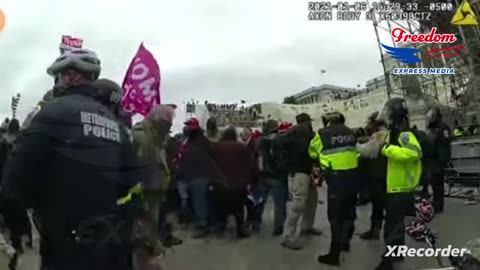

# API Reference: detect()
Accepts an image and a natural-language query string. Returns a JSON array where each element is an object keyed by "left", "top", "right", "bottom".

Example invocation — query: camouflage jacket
[{"left": 131, "top": 120, "right": 171, "bottom": 192}]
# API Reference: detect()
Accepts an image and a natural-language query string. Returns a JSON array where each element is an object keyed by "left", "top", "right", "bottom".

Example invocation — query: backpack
[
  {"left": 271, "top": 133, "right": 293, "bottom": 174},
  {"left": 257, "top": 133, "right": 291, "bottom": 176},
  {"left": 257, "top": 134, "right": 278, "bottom": 175}
]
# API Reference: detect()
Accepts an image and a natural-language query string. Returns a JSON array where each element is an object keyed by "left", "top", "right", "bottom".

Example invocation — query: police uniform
[
  {"left": 382, "top": 131, "right": 421, "bottom": 251},
  {"left": 1, "top": 85, "right": 145, "bottom": 270},
  {"left": 309, "top": 122, "right": 358, "bottom": 262},
  {"left": 427, "top": 123, "right": 451, "bottom": 212}
]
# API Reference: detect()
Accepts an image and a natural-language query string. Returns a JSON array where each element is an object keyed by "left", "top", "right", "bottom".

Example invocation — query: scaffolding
[{"left": 366, "top": 0, "right": 480, "bottom": 114}]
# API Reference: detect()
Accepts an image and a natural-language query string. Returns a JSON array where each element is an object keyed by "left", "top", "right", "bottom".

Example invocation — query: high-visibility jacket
[
  {"left": 382, "top": 131, "right": 422, "bottom": 193},
  {"left": 309, "top": 124, "right": 358, "bottom": 171},
  {"left": 453, "top": 128, "right": 463, "bottom": 137}
]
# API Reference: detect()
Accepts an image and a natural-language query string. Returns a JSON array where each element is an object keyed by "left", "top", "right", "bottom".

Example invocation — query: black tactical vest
[{"left": 318, "top": 124, "right": 356, "bottom": 154}]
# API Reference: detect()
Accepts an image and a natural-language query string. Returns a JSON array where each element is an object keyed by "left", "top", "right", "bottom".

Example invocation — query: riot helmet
[
  {"left": 378, "top": 98, "right": 409, "bottom": 129},
  {"left": 322, "top": 111, "right": 345, "bottom": 127},
  {"left": 368, "top": 111, "right": 379, "bottom": 124}
]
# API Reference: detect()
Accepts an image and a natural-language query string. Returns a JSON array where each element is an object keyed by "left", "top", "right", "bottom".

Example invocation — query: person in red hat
[
  {"left": 278, "top": 122, "right": 293, "bottom": 134},
  {"left": 184, "top": 117, "right": 200, "bottom": 131},
  {"left": 178, "top": 117, "right": 218, "bottom": 238}
]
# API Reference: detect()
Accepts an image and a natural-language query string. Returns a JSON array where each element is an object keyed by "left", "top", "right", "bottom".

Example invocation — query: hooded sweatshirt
[{"left": 131, "top": 105, "right": 174, "bottom": 191}]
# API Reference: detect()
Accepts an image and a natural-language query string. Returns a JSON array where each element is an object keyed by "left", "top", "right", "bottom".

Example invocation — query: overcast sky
[{"left": 0, "top": 0, "right": 392, "bottom": 124}]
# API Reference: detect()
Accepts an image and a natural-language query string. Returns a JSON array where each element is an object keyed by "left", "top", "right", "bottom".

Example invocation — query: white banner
[{"left": 59, "top": 35, "right": 83, "bottom": 53}]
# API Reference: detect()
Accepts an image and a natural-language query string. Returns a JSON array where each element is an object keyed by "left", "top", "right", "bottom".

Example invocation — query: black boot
[
  {"left": 374, "top": 259, "right": 393, "bottom": 270},
  {"left": 318, "top": 238, "right": 341, "bottom": 266},
  {"left": 163, "top": 234, "right": 183, "bottom": 247},
  {"left": 161, "top": 223, "right": 183, "bottom": 247},
  {"left": 317, "top": 253, "right": 340, "bottom": 266},
  {"left": 238, "top": 227, "right": 251, "bottom": 239}
]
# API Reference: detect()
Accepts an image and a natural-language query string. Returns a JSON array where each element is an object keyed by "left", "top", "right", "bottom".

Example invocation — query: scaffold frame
[{"left": 366, "top": 0, "right": 480, "bottom": 110}]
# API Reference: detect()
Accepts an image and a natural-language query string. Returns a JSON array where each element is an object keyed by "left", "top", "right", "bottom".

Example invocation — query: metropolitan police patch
[{"left": 401, "top": 133, "right": 410, "bottom": 145}]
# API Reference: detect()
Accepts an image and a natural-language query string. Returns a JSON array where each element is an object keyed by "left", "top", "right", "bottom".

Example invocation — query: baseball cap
[
  {"left": 279, "top": 122, "right": 293, "bottom": 132},
  {"left": 184, "top": 117, "right": 200, "bottom": 129},
  {"left": 296, "top": 113, "right": 312, "bottom": 124}
]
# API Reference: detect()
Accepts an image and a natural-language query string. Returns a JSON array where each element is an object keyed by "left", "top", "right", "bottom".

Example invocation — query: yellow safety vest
[
  {"left": 308, "top": 125, "right": 358, "bottom": 171},
  {"left": 453, "top": 128, "right": 463, "bottom": 137},
  {"left": 382, "top": 131, "right": 422, "bottom": 193}
]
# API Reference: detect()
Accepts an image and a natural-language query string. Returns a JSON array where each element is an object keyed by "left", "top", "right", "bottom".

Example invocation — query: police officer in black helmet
[
  {"left": 1, "top": 49, "right": 145, "bottom": 270},
  {"left": 375, "top": 98, "right": 422, "bottom": 270},
  {"left": 309, "top": 111, "right": 359, "bottom": 266},
  {"left": 424, "top": 107, "right": 451, "bottom": 213}
]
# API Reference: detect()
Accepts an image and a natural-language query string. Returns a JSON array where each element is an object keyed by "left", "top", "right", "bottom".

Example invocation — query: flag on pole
[
  {"left": 11, "top": 93, "right": 20, "bottom": 119},
  {"left": 122, "top": 43, "right": 161, "bottom": 116}
]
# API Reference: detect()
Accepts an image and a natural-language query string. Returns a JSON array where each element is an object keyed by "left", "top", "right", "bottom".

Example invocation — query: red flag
[{"left": 122, "top": 43, "right": 161, "bottom": 116}]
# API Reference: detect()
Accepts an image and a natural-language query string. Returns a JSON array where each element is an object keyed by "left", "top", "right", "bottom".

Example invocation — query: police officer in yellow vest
[
  {"left": 309, "top": 111, "right": 358, "bottom": 266},
  {"left": 375, "top": 98, "right": 422, "bottom": 270}
]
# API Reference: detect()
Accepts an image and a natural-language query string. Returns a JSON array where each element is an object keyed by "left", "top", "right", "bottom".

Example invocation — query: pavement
[{"left": 1, "top": 187, "right": 479, "bottom": 270}]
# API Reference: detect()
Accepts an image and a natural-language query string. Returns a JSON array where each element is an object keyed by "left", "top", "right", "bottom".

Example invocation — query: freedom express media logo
[{"left": 381, "top": 27, "right": 465, "bottom": 75}]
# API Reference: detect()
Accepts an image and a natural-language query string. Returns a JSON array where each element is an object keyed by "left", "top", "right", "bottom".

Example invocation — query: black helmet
[
  {"left": 368, "top": 111, "right": 379, "bottom": 123},
  {"left": 426, "top": 107, "right": 442, "bottom": 129},
  {"left": 378, "top": 98, "right": 409, "bottom": 129},
  {"left": 90, "top": 78, "right": 124, "bottom": 108},
  {"left": 322, "top": 111, "right": 345, "bottom": 127}
]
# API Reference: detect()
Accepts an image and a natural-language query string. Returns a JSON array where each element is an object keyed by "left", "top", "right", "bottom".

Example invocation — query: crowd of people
[{"left": 0, "top": 46, "right": 467, "bottom": 270}]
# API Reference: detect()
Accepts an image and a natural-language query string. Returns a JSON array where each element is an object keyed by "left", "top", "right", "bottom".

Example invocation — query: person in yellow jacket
[
  {"left": 375, "top": 98, "right": 422, "bottom": 270},
  {"left": 453, "top": 120, "right": 464, "bottom": 137},
  {"left": 308, "top": 111, "right": 359, "bottom": 266}
]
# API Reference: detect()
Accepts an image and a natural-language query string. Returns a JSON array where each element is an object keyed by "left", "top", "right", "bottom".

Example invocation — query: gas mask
[{"left": 377, "top": 98, "right": 409, "bottom": 130}]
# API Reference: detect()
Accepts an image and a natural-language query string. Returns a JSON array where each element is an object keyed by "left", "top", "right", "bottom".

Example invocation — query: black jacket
[
  {"left": 1, "top": 85, "right": 145, "bottom": 270},
  {"left": 255, "top": 131, "right": 292, "bottom": 179},
  {"left": 179, "top": 130, "right": 218, "bottom": 180},
  {"left": 0, "top": 131, "right": 20, "bottom": 182},
  {"left": 289, "top": 126, "right": 315, "bottom": 175},
  {"left": 427, "top": 122, "right": 452, "bottom": 171}
]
